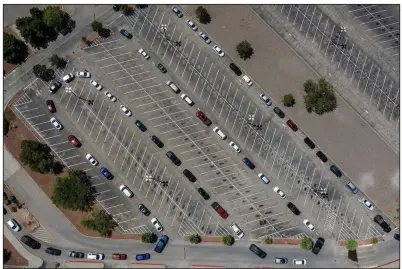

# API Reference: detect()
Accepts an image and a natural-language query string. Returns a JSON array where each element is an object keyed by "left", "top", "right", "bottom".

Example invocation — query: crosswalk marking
[{"left": 30, "top": 225, "right": 53, "bottom": 244}]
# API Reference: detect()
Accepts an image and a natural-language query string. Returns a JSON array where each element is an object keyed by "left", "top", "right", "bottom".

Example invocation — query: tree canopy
[
  {"left": 236, "top": 40, "right": 254, "bottom": 60},
  {"left": 303, "top": 78, "right": 337, "bottom": 115},
  {"left": 195, "top": 6, "right": 211, "bottom": 24},
  {"left": 19, "top": 140, "right": 55, "bottom": 173},
  {"left": 33, "top": 64, "right": 55, "bottom": 82},
  {"left": 4, "top": 33, "right": 29, "bottom": 65},
  {"left": 221, "top": 235, "right": 234, "bottom": 246},
  {"left": 81, "top": 208, "right": 118, "bottom": 237},
  {"left": 91, "top": 21, "right": 103, "bottom": 32},
  {"left": 283, "top": 93, "right": 295, "bottom": 107},
  {"left": 300, "top": 236, "right": 313, "bottom": 250},
  {"left": 43, "top": 6, "right": 63, "bottom": 28},
  {"left": 189, "top": 233, "right": 201, "bottom": 244},
  {"left": 49, "top": 54, "right": 67, "bottom": 69},
  {"left": 344, "top": 239, "right": 358, "bottom": 251},
  {"left": 51, "top": 170, "right": 96, "bottom": 212},
  {"left": 141, "top": 232, "right": 157, "bottom": 243}
]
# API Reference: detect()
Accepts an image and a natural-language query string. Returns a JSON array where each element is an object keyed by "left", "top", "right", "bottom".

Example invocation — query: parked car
[
  {"left": 105, "top": 91, "right": 117, "bottom": 102},
  {"left": 153, "top": 61, "right": 167, "bottom": 73},
  {"left": 100, "top": 167, "right": 113, "bottom": 180},
  {"left": 303, "top": 137, "right": 315, "bottom": 149},
  {"left": 120, "top": 185, "right": 134, "bottom": 198},
  {"left": 112, "top": 253, "right": 127, "bottom": 260},
  {"left": 286, "top": 119, "right": 298, "bottom": 131},
  {"left": 120, "top": 29, "right": 133, "bottom": 39},
  {"left": 249, "top": 244, "right": 267, "bottom": 259},
  {"left": 230, "top": 223, "right": 244, "bottom": 239},
  {"left": 151, "top": 135, "right": 164, "bottom": 148},
  {"left": 49, "top": 81, "right": 62, "bottom": 93},
  {"left": 275, "top": 257, "right": 288, "bottom": 264},
  {"left": 151, "top": 218, "right": 163, "bottom": 232},
  {"left": 183, "top": 169, "right": 196, "bottom": 182},
  {"left": 62, "top": 73, "right": 75, "bottom": 83},
  {"left": 287, "top": 202, "right": 301, "bottom": 215},
  {"left": 46, "top": 100, "right": 56, "bottom": 113},
  {"left": 258, "top": 173, "right": 270, "bottom": 184},
  {"left": 273, "top": 186, "right": 286, "bottom": 198},
  {"left": 154, "top": 235, "right": 169, "bottom": 253},
  {"left": 273, "top": 107, "right": 285, "bottom": 118},
  {"left": 138, "top": 204, "right": 151, "bottom": 216},
  {"left": 211, "top": 202, "right": 228, "bottom": 219},
  {"left": 374, "top": 215, "right": 391, "bottom": 233},
  {"left": 50, "top": 117, "right": 63, "bottom": 130},
  {"left": 259, "top": 93, "right": 272, "bottom": 106},
  {"left": 229, "top": 141, "right": 241, "bottom": 153},
  {"left": 293, "top": 259, "right": 306, "bottom": 265},
  {"left": 242, "top": 158, "right": 255, "bottom": 169},
  {"left": 171, "top": 6, "right": 183, "bottom": 17},
  {"left": 76, "top": 71, "right": 91, "bottom": 78},
  {"left": 361, "top": 199, "right": 374, "bottom": 210},
  {"left": 7, "top": 219, "right": 21, "bottom": 232},
  {"left": 69, "top": 251, "right": 85, "bottom": 258},
  {"left": 166, "top": 81, "right": 180, "bottom": 93},
  {"left": 186, "top": 19, "right": 197, "bottom": 31},
  {"left": 139, "top": 48, "right": 150, "bottom": 59},
  {"left": 120, "top": 105, "right": 132, "bottom": 116},
  {"left": 312, "top": 237, "right": 325, "bottom": 255},
  {"left": 330, "top": 165, "right": 342, "bottom": 177},
  {"left": 21, "top": 235, "right": 41, "bottom": 249},
  {"left": 87, "top": 253, "right": 104, "bottom": 260},
  {"left": 242, "top": 75, "right": 253, "bottom": 86},
  {"left": 86, "top": 153, "right": 99, "bottom": 166},
  {"left": 90, "top": 80, "right": 102, "bottom": 90},
  {"left": 213, "top": 45, "right": 225, "bottom": 57},
  {"left": 394, "top": 233, "right": 400, "bottom": 241},
  {"left": 212, "top": 126, "right": 227, "bottom": 140},
  {"left": 346, "top": 182, "right": 358, "bottom": 194},
  {"left": 199, "top": 32, "right": 211, "bottom": 44},
  {"left": 45, "top": 247, "right": 62, "bottom": 256},
  {"left": 196, "top": 110, "right": 212, "bottom": 126},
  {"left": 4, "top": 207, "right": 6, "bottom": 215},
  {"left": 181, "top": 94, "right": 194, "bottom": 106},
  {"left": 135, "top": 120, "right": 147, "bottom": 132},
  {"left": 303, "top": 219, "right": 315, "bottom": 231},
  {"left": 68, "top": 135, "right": 81, "bottom": 147},
  {"left": 316, "top": 151, "right": 328, "bottom": 163},
  {"left": 166, "top": 151, "right": 181, "bottom": 166},
  {"left": 198, "top": 187, "right": 210, "bottom": 200},
  {"left": 136, "top": 253, "right": 151, "bottom": 261},
  {"left": 229, "top": 63, "right": 242, "bottom": 76}
]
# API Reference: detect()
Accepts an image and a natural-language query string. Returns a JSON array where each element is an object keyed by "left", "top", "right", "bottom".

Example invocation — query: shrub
[
  {"left": 9, "top": 196, "right": 16, "bottom": 203},
  {"left": 262, "top": 237, "right": 273, "bottom": 244},
  {"left": 195, "top": 6, "right": 211, "bottom": 24},
  {"left": 303, "top": 78, "right": 337, "bottom": 115},
  {"left": 236, "top": 40, "right": 254, "bottom": 60},
  {"left": 141, "top": 232, "right": 157, "bottom": 243},
  {"left": 344, "top": 239, "right": 358, "bottom": 251},
  {"left": 300, "top": 236, "right": 313, "bottom": 250},
  {"left": 4, "top": 200, "right": 11, "bottom": 206},
  {"left": 81, "top": 208, "right": 117, "bottom": 237},
  {"left": 10, "top": 207, "right": 17, "bottom": 213},
  {"left": 283, "top": 93, "right": 295, "bottom": 107},
  {"left": 189, "top": 233, "right": 201, "bottom": 244},
  {"left": 4, "top": 119, "right": 10, "bottom": 136},
  {"left": 221, "top": 235, "right": 234, "bottom": 246},
  {"left": 371, "top": 237, "right": 379, "bottom": 244}
]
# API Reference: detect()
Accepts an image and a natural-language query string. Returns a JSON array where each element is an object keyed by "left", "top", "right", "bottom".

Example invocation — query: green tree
[
  {"left": 344, "top": 239, "right": 358, "bottom": 251},
  {"left": 81, "top": 208, "right": 117, "bottom": 237},
  {"left": 300, "top": 236, "right": 313, "bottom": 250},
  {"left": 49, "top": 54, "right": 67, "bottom": 69},
  {"left": 4, "top": 249, "right": 11, "bottom": 264},
  {"left": 4, "top": 33, "right": 29, "bottom": 65},
  {"left": 195, "top": 6, "right": 211, "bottom": 24},
  {"left": 43, "top": 6, "right": 63, "bottom": 28},
  {"left": 16, "top": 16, "right": 53, "bottom": 49},
  {"left": 221, "top": 235, "right": 234, "bottom": 246},
  {"left": 141, "top": 232, "right": 157, "bottom": 243},
  {"left": 51, "top": 170, "right": 95, "bottom": 211},
  {"left": 32, "top": 64, "right": 54, "bottom": 81},
  {"left": 262, "top": 237, "right": 273, "bottom": 244},
  {"left": 4, "top": 119, "right": 10, "bottom": 136},
  {"left": 303, "top": 78, "right": 337, "bottom": 115},
  {"left": 91, "top": 21, "right": 103, "bottom": 32},
  {"left": 19, "top": 140, "right": 55, "bottom": 173},
  {"left": 189, "top": 233, "right": 201, "bottom": 244},
  {"left": 98, "top": 28, "right": 111, "bottom": 38},
  {"left": 236, "top": 40, "right": 254, "bottom": 60},
  {"left": 29, "top": 7, "right": 43, "bottom": 19},
  {"left": 283, "top": 93, "right": 295, "bottom": 107},
  {"left": 371, "top": 237, "right": 379, "bottom": 244}
]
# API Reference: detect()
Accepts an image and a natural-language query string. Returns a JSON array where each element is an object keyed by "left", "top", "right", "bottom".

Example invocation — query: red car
[
  {"left": 46, "top": 100, "right": 56, "bottom": 113},
  {"left": 211, "top": 202, "right": 228, "bottom": 219},
  {"left": 68, "top": 135, "right": 81, "bottom": 147},
  {"left": 112, "top": 253, "right": 127, "bottom": 260},
  {"left": 195, "top": 110, "right": 212, "bottom": 126},
  {"left": 286, "top": 119, "right": 298, "bottom": 132}
]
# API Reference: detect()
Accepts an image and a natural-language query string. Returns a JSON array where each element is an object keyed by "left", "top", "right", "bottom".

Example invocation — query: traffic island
[{"left": 128, "top": 263, "right": 165, "bottom": 268}]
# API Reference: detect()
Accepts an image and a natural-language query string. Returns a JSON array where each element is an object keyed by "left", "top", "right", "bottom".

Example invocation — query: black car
[
  {"left": 287, "top": 202, "right": 301, "bottom": 215},
  {"left": 304, "top": 137, "right": 315, "bottom": 149},
  {"left": 274, "top": 257, "right": 288, "bottom": 264},
  {"left": 273, "top": 107, "right": 285, "bottom": 118},
  {"left": 4, "top": 207, "right": 7, "bottom": 215},
  {"left": 197, "top": 188, "right": 210, "bottom": 200},
  {"left": 21, "top": 235, "right": 41, "bottom": 249},
  {"left": 120, "top": 29, "right": 133, "bottom": 39},
  {"left": 183, "top": 169, "right": 196, "bottom": 182},
  {"left": 316, "top": 151, "right": 328, "bottom": 163},
  {"left": 151, "top": 135, "right": 164, "bottom": 148},
  {"left": 135, "top": 120, "right": 147, "bottom": 132},
  {"left": 242, "top": 158, "right": 255, "bottom": 169},
  {"left": 394, "top": 233, "right": 400, "bottom": 241},
  {"left": 69, "top": 251, "right": 85, "bottom": 258},
  {"left": 46, "top": 247, "right": 62, "bottom": 256},
  {"left": 46, "top": 100, "right": 56, "bottom": 113},
  {"left": 330, "top": 165, "right": 342, "bottom": 178},
  {"left": 166, "top": 151, "right": 181, "bottom": 166},
  {"left": 138, "top": 204, "right": 151, "bottom": 216},
  {"left": 249, "top": 244, "right": 267, "bottom": 259},
  {"left": 49, "top": 81, "right": 61, "bottom": 94},
  {"left": 374, "top": 215, "right": 391, "bottom": 233},
  {"left": 113, "top": 4, "right": 120, "bottom": 11},
  {"left": 312, "top": 237, "right": 325, "bottom": 255},
  {"left": 229, "top": 63, "right": 242, "bottom": 76}
]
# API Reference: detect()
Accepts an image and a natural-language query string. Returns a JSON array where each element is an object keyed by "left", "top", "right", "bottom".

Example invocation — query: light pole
[
  {"left": 160, "top": 24, "right": 181, "bottom": 47},
  {"left": 247, "top": 114, "right": 262, "bottom": 130},
  {"left": 145, "top": 174, "right": 168, "bottom": 187},
  {"left": 65, "top": 87, "right": 93, "bottom": 105}
]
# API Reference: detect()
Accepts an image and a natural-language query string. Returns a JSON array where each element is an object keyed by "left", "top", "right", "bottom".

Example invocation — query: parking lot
[{"left": 11, "top": 4, "right": 392, "bottom": 241}]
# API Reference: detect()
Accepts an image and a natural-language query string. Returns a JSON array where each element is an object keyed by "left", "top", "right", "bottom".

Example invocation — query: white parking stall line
[
  {"left": 296, "top": 161, "right": 310, "bottom": 201},
  {"left": 64, "top": 78, "right": 80, "bottom": 109},
  {"left": 19, "top": 107, "right": 39, "bottom": 113},
  {"left": 145, "top": 159, "right": 161, "bottom": 199},
  {"left": 124, "top": 83, "right": 162, "bottom": 94},
  {"left": 32, "top": 121, "right": 50, "bottom": 127},
  {"left": 153, "top": 116, "right": 192, "bottom": 128},
  {"left": 82, "top": 90, "right": 100, "bottom": 128},
  {"left": 249, "top": 115, "right": 264, "bottom": 152},
  {"left": 270, "top": 135, "right": 283, "bottom": 171},
  {"left": 62, "top": 155, "right": 80, "bottom": 161},
  {"left": 131, "top": 148, "right": 148, "bottom": 186},
  {"left": 200, "top": 164, "right": 237, "bottom": 175},
  {"left": 119, "top": 77, "right": 157, "bottom": 88},
  {"left": 162, "top": 24, "right": 176, "bottom": 60},
  {"left": 227, "top": 190, "right": 265, "bottom": 202},
  {"left": 206, "top": 72, "right": 221, "bottom": 106},
  {"left": 168, "top": 32, "right": 183, "bottom": 66},
  {"left": 113, "top": 211, "right": 131, "bottom": 217},
  {"left": 288, "top": 153, "right": 303, "bottom": 188},
  {"left": 55, "top": 148, "right": 75, "bottom": 154},
  {"left": 181, "top": 44, "right": 195, "bottom": 79},
  {"left": 206, "top": 170, "right": 244, "bottom": 182},
  {"left": 125, "top": 138, "right": 142, "bottom": 178},
  {"left": 114, "top": 126, "right": 129, "bottom": 164},
  {"left": 89, "top": 99, "right": 105, "bottom": 136},
  {"left": 231, "top": 95, "right": 245, "bottom": 133},
  {"left": 240, "top": 103, "right": 254, "bottom": 139},
  {"left": 88, "top": 49, "right": 108, "bottom": 56},
  {"left": 356, "top": 216, "right": 364, "bottom": 235},
  {"left": 193, "top": 157, "right": 231, "bottom": 168},
  {"left": 49, "top": 140, "right": 69, "bottom": 147},
  {"left": 303, "top": 168, "right": 316, "bottom": 205},
  {"left": 107, "top": 119, "right": 123, "bottom": 156},
  {"left": 170, "top": 191, "right": 185, "bottom": 226},
  {"left": 74, "top": 80, "right": 90, "bottom": 120},
  {"left": 161, "top": 123, "right": 198, "bottom": 134},
  {"left": 130, "top": 90, "right": 167, "bottom": 101},
  {"left": 145, "top": 7, "right": 159, "bottom": 40},
  {"left": 157, "top": 18, "right": 171, "bottom": 54},
  {"left": 169, "top": 129, "right": 206, "bottom": 141},
  {"left": 120, "top": 131, "right": 137, "bottom": 170},
  {"left": 276, "top": 141, "right": 290, "bottom": 179},
  {"left": 164, "top": 179, "right": 180, "bottom": 217},
  {"left": 283, "top": 148, "right": 297, "bottom": 184},
  {"left": 93, "top": 182, "right": 106, "bottom": 187},
  {"left": 100, "top": 111, "right": 117, "bottom": 149},
  {"left": 150, "top": 110, "right": 187, "bottom": 121},
  {"left": 139, "top": 153, "right": 155, "bottom": 192},
  {"left": 67, "top": 161, "right": 86, "bottom": 167},
  {"left": 212, "top": 80, "right": 229, "bottom": 113},
  {"left": 187, "top": 50, "right": 201, "bottom": 85},
  {"left": 83, "top": 167, "right": 93, "bottom": 172},
  {"left": 94, "top": 189, "right": 111, "bottom": 195},
  {"left": 25, "top": 114, "right": 46, "bottom": 120},
  {"left": 174, "top": 38, "right": 189, "bottom": 73},
  {"left": 186, "top": 150, "right": 223, "bottom": 161},
  {"left": 232, "top": 198, "right": 271, "bottom": 211},
  {"left": 181, "top": 143, "right": 219, "bottom": 155},
  {"left": 104, "top": 68, "right": 124, "bottom": 75},
  {"left": 150, "top": 13, "right": 165, "bottom": 48},
  {"left": 94, "top": 105, "right": 111, "bottom": 142},
  {"left": 199, "top": 63, "right": 214, "bottom": 99},
  {"left": 247, "top": 214, "right": 286, "bottom": 227},
  {"left": 257, "top": 120, "right": 270, "bottom": 158},
  {"left": 309, "top": 174, "right": 323, "bottom": 214},
  {"left": 44, "top": 134, "right": 63, "bottom": 140},
  {"left": 98, "top": 196, "right": 118, "bottom": 203},
  {"left": 172, "top": 136, "right": 212, "bottom": 148},
  {"left": 151, "top": 168, "right": 166, "bottom": 205},
  {"left": 193, "top": 57, "right": 208, "bottom": 92}
]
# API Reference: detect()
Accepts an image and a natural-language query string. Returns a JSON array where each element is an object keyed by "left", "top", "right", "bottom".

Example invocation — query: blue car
[
  {"left": 136, "top": 253, "right": 150, "bottom": 261},
  {"left": 100, "top": 167, "right": 114, "bottom": 180},
  {"left": 172, "top": 7, "right": 183, "bottom": 17},
  {"left": 120, "top": 29, "right": 132, "bottom": 39},
  {"left": 154, "top": 235, "right": 169, "bottom": 253},
  {"left": 242, "top": 158, "right": 255, "bottom": 169},
  {"left": 135, "top": 120, "right": 147, "bottom": 132}
]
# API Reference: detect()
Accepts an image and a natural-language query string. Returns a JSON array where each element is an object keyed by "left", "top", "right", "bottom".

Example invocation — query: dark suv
[
  {"left": 49, "top": 81, "right": 61, "bottom": 94},
  {"left": 304, "top": 137, "right": 315, "bottom": 149},
  {"left": 21, "top": 235, "right": 41, "bottom": 249},
  {"left": 198, "top": 187, "right": 210, "bottom": 200},
  {"left": 249, "top": 244, "right": 267, "bottom": 259},
  {"left": 183, "top": 169, "right": 196, "bottom": 182},
  {"left": 330, "top": 165, "right": 342, "bottom": 178},
  {"left": 166, "top": 151, "right": 181, "bottom": 166},
  {"left": 229, "top": 63, "right": 242, "bottom": 76},
  {"left": 374, "top": 215, "right": 391, "bottom": 233},
  {"left": 273, "top": 107, "right": 285, "bottom": 118},
  {"left": 287, "top": 202, "right": 301, "bottom": 215},
  {"left": 316, "top": 151, "right": 328, "bottom": 163},
  {"left": 312, "top": 237, "right": 325, "bottom": 255},
  {"left": 151, "top": 135, "right": 164, "bottom": 148},
  {"left": 45, "top": 247, "right": 62, "bottom": 256}
]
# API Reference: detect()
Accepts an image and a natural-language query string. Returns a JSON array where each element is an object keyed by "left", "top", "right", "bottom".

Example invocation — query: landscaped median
[
  {"left": 337, "top": 236, "right": 384, "bottom": 247},
  {"left": 183, "top": 235, "right": 301, "bottom": 245}
]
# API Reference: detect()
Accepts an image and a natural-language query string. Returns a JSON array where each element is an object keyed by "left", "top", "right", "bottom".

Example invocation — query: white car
[
  {"left": 120, "top": 105, "right": 132, "bottom": 117},
  {"left": 50, "top": 117, "right": 63, "bottom": 130},
  {"left": 87, "top": 253, "right": 104, "bottom": 260},
  {"left": 186, "top": 19, "right": 198, "bottom": 31},
  {"left": 86, "top": 153, "right": 99, "bottom": 166},
  {"left": 76, "top": 71, "right": 91, "bottom": 78},
  {"left": 258, "top": 173, "right": 270, "bottom": 184},
  {"left": 303, "top": 219, "right": 315, "bottom": 231},
  {"left": 104, "top": 91, "right": 117, "bottom": 102},
  {"left": 7, "top": 219, "right": 21, "bottom": 232},
  {"left": 212, "top": 126, "right": 227, "bottom": 140},
  {"left": 151, "top": 217, "right": 163, "bottom": 232},
  {"left": 361, "top": 199, "right": 374, "bottom": 210},
  {"left": 138, "top": 48, "right": 150, "bottom": 59},
  {"left": 180, "top": 94, "right": 194, "bottom": 106},
  {"left": 62, "top": 73, "right": 75, "bottom": 83},
  {"left": 293, "top": 259, "right": 306, "bottom": 266},
  {"left": 213, "top": 45, "right": 225, "bottom": 57},
  {"left": 199, "top": 32, "right": 211, "bottom": 44},
  {"left": 120, "top": 185, "right": 134, "bottom": 198},
  {"left": 90, "top": 80, "right": 103, "bottom": 90},
  {"left": 229, "top": 141, "right": 241, "bottom": 153},
  {"left": 230, "top": 223, "right": 244, "bottom": 239},
  {"left": 260, "top": 93, "right": 272, "bottom": 106},
  {"left": 273, "top": 186, "right": 286, "bottom": 199}
]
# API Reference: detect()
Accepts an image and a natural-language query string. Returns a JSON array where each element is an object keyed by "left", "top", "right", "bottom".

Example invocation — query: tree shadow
[{"left": 52, "top": 161, "right": 65, "bottom": 175}]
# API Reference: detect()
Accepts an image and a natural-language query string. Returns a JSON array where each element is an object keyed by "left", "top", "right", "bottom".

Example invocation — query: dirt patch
[
  {"left": 4, "top": 26, "right": 34, "bottom": 75},
  {"left": 80, "top": 32, "right": 100, "bottom": 49},
  {"left": 4, "top": 236, "right": 29, "bottom": 267}
]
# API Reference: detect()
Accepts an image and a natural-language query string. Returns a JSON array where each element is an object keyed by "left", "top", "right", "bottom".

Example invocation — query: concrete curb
[
  {"left": 337, "top": 236, "right": 384, "bottom": 247},
  {"left": 4, "top": 225, "right": 43, "bottom": 268},
  {"left": 376, "top": 259, "right": 400, "bottom": 268}
]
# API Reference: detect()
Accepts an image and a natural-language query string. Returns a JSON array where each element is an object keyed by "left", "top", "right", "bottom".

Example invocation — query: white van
[
  {"left": 213, "top": 126, "right": 227, "bottom": 140},
  {"left": 166, "top": 81, "right": 180, "bottom": 93},
  {"left": 120, "top": 185, "right": 134, "bottom": 198},
  {"left": 242, "top": 75, "right": 253, "bottom": 86}
]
